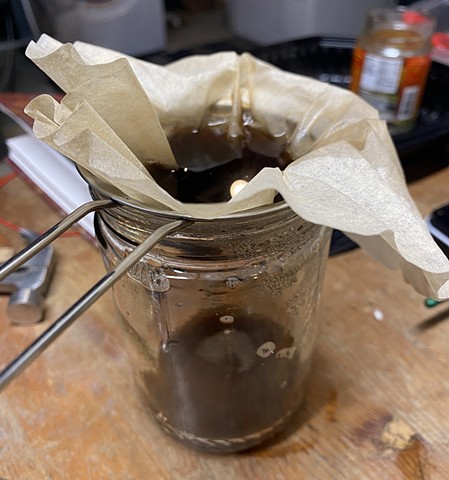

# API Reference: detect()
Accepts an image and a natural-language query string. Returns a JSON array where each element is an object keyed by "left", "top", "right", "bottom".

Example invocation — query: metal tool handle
[
  {"left": 0, "top": 199, "right": 114, "bottom": 283},
  {"left": 0, "top": 201, "right": 189, "bottom": 391}
]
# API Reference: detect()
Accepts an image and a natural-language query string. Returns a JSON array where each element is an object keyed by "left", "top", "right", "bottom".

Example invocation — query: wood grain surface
[{"left": 1, "top": 93, "right": 449, "bottom": 480}]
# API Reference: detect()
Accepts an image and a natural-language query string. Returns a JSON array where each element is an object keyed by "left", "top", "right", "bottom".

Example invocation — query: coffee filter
[{"left": 24, "top": 34, "right": 449, "bottom": 299}]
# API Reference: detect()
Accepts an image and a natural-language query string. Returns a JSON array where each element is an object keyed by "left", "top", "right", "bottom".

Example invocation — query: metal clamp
[{"left": 0, "top": 199, "right": 189, "bottom": 391}]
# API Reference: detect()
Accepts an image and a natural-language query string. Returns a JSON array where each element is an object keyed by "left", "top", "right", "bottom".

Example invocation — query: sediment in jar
[{"left": 143, "top": 309, "right": 303, "bottom": 443}]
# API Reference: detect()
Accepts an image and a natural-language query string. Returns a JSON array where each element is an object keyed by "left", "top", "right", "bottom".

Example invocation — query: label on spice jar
[
  {"left": 351, "top": 46, "right": 431, "bottom": 129},
  {"left": 359, "top": 54, "right": 403, "bottom": 94}
]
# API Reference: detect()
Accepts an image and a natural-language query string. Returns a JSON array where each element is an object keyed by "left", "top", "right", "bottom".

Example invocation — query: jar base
[{"left": 152, "top": 409, "right": 296, "bottom": 453}]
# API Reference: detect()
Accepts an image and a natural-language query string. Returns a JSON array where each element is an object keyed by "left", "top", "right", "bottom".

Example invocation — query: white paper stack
[{"left": 0, "top": 103, "right": 94, "bottom": 237}]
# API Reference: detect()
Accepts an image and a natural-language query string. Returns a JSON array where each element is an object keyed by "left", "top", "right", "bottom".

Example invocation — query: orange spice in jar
[{"left": 350, "top": 7, "right": 435, "bottom": 134}]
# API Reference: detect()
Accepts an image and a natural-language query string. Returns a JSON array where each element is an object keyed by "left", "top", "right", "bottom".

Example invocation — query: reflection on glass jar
[{"left": 94, "top": 197, "right": 331, "bottom": 452}]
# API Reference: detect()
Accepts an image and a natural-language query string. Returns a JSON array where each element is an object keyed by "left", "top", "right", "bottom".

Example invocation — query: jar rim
[{"left": 78, "top": 166, "right": 291, "bottom": 223}]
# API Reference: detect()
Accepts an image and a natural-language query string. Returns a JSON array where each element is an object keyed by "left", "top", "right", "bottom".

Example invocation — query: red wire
[
  {"left": 0, "top": 214, "right": 81, "bottom": 237},
  {"left": 0, "top": 172, "right": 81, "bottom": 238},
  {"left": 60, "top": 230, "right": 82, "bottom": 238},
  {"left": 0, "top": 172, "right": 17, "bottom": 188},
  {"left": 0, "top": 216, "right": 21, "bottom": 232}
]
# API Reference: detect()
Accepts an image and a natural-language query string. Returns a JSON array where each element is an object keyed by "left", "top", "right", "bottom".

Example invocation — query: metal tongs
[{"left": 0, "top": 199, "right": 188, "bottom": 391}]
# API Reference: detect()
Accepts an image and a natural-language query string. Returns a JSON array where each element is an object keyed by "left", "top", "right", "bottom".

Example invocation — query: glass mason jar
[{"left": 91, "top": 187, "right": 331, "bottom": 452}]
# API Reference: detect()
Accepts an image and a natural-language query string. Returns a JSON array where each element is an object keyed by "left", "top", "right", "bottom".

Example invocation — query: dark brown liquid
[
  {"left": 148, "top": 127, "right": 291, "bottom": 203},
  {"left": 144, "top": 311, "right": 301, "bottom": 440}
]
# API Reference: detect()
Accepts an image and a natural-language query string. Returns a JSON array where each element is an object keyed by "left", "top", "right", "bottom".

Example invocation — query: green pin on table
[{"left": 425, "top": 298, "right": 444, "bottom": 308}]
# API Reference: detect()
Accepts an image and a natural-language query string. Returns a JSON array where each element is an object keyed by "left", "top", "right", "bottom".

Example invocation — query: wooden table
[{"left": 1, "top": 93, "right": 449, "bottom": 480}]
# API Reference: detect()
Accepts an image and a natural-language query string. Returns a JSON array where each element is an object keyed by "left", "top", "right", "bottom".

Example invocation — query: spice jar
[
  {"left": 92, "top": 187, "right": 331, "bottom": 452},
  {"left": 350, "top": 7, "right": 435, "bottom": 134}
]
